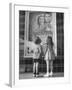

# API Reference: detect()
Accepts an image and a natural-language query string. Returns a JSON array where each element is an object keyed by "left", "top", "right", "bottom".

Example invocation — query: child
[
  {"left": 44, "top": 36, "right": 55, "bottom": 77},
  {"left": 33, "top": 37, "right": 41, "bottom": 77}
]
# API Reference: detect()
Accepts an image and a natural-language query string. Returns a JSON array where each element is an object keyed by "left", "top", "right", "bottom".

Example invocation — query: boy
[{"left": 32, "top": 37, "right": 41, "bottom": 77}]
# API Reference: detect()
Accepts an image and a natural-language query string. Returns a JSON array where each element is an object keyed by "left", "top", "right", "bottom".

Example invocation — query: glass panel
[{"left": 19, "top": 11, "right": 64, "bottom": 79}]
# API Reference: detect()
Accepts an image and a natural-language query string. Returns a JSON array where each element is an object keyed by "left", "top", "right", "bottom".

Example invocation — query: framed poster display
[{"left": 9, "top": 3, "right": 70, "bottom": 87}]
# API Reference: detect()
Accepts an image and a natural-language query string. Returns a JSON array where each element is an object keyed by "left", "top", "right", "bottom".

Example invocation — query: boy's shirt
[
  {"left": 32, "top": 44, "right": 41, "bottom": 59},
  {"left": 25, "top": 41, "right": 41, "bottom": 59}
]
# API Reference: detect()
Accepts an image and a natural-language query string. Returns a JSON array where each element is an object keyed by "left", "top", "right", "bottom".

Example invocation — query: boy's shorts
[{"left": 33, "top": 59, "right": 39, "bottom": 63}]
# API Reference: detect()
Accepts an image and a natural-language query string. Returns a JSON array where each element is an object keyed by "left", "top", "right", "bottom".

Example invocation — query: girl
[{"left": 44, "top": 36, "right": 55, "bottom": 77}]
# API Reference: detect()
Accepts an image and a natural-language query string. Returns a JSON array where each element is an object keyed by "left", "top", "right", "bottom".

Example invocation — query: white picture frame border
[{"left": 9, "top": 3, "right": 70, "bottom": 87}]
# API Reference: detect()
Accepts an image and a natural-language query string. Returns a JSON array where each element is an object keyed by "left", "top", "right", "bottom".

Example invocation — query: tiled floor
[{"left": 19, "top": 72, "right": 64, "bottom": 79}]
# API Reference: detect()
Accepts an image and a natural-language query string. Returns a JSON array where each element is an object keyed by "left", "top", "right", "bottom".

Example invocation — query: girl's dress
[{"left": 45, "top": 46, "right": 55, "bottom": 61}]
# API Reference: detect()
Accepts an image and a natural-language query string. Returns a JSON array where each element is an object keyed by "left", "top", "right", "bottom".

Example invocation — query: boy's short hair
[{"left": 35, "top": 37, "right": 41, "bottom": 44}]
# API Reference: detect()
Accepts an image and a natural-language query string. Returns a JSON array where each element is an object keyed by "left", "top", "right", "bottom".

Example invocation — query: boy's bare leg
[
  {"left": 33, "top": 62, "right": 36, "bottom": 77},
  {"left": 36, "top": 62, "right": 39, "bottom": 77}
]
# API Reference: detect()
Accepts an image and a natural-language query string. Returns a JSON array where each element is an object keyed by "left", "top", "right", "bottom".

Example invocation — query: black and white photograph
[{"left": 19, "top": 10, "right": 64, "bottom": 79}]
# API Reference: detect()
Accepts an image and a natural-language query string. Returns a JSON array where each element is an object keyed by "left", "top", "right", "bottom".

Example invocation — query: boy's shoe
[
  {"left": 36, "top": 73, "right": 39, "bottom": 77},
  {"left": 36, "top": 74, "right": 39, "bottom": 77},
  {"left": 33, "top": 73, "right": 36, "bottom": 77}
]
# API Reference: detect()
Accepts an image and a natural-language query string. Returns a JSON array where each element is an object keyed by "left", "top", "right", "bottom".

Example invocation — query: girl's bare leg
[
  {"left": 46, "top": 60, "right": 49, "bottom": 75},
  {"left": 49, "top": 60, "right": 53, "bottom": 76},
  {"left": 44, "top": 60, "right": 49, "bottom": 77}
]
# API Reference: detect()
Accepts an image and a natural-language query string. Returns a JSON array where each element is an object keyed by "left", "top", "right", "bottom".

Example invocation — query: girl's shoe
[
  {"left": 44, "top": 73, "right": 49, "bottom": 77},
  {"left": 49, "top": 72, "right": 53, "bottom": 76}
]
